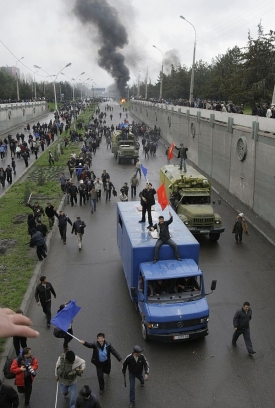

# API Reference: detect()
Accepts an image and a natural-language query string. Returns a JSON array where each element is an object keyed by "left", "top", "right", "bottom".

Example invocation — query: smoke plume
[
  {"left": 73, "top": 0, "right": 130, "bottom": 97},
  {"left": 163, "top": 49, "right": 181, "bottom": 74}
]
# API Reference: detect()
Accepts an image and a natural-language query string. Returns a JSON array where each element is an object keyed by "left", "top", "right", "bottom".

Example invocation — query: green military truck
[
  {"left": 160, "top": 164, "right": 224, "bottom": 241},
  {"left": 111, "top": 129, "right": 139, "bottom": 164}
]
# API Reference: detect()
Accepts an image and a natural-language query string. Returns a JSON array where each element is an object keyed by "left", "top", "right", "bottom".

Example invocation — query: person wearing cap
[
  {"left": 122, "top": 345, "right": 149, "bottom": 408},
  {"left": 139, "top": 183, "right": 156, "bottom": 228},
  {"left": 54, "top": 210, "right": 72, "bottom": 244},
  {"left": 75, "top": 385, "right": 101, "bottom": 408},
  {"left": 71, "top": 217, "right": 86, "bottom": 250},
  {"left": 80, "top": 332, "right": 122, "bottom": 395},
  {"left": 175, "top": 143, "right": 188, "bottom": 171},
  {"left": 55, "top": 350, "right": 86, "bottom": 408},
  {"left": 232, "top": 213, "right": 248, "bottom": 243},
  {"left": 0, "top": 378, "right": 19, "bottom": 408},
  {"left": 35, "top": 276, "right": 56, "bottom": 327}
]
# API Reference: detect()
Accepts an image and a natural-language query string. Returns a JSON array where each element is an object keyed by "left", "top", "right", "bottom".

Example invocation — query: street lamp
[
  {"left": 180, "top": 15, "right": 197, "bottom": 105},
  {"left": 62, "top": 71, "right": 85, "bottom": 100},
  {"left": 140, "top": 58, "right": 148, "bottom": 99},
  {"left": 81, "top": 78, "right": 90, "bottom": 100},
  {"left": 16, "top": 57, "right": 24, "bottom": 101},
  {"left": 153, "top": 45, "right": 163, "bottom": 100},
  {"left": 34, "top": 62, "right": 72, "bottom": 153}
]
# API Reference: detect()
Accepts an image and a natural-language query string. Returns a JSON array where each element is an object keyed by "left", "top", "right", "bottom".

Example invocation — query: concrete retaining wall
[
  {"left": 0, "top": 102, "right": 48, "bottom": 134},
  {"left": 131, "top": 101, "right": 275, "bottom": 229}
]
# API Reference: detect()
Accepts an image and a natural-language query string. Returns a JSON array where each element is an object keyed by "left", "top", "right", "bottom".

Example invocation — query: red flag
[
  {"left": 167, "top": 142, "right": 175, "bottom": 161},
  {"left": 157, "top": 183, "right": 169, "bottom": 210}
]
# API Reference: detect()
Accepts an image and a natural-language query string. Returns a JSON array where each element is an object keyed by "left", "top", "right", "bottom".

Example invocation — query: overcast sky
[{"left": 0, "top": 0, "right": 274, "bottom": 91}]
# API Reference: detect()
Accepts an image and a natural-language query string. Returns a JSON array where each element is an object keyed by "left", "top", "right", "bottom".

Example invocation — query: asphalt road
[{"left": 4, "top": 101, "right": 275, "bottom": 408}]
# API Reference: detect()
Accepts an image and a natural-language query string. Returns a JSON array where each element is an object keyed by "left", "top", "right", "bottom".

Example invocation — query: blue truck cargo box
[{"left": 117, "top": 201, "right": 200, "bottom": 292}]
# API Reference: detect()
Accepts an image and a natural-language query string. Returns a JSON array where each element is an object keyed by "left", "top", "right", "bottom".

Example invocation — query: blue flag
[
  {"left": 51, "top": 300, "right": 81, "bottom": 332},
  {"left": 140, "top": 164, "right": 148, "bottom": 179}
]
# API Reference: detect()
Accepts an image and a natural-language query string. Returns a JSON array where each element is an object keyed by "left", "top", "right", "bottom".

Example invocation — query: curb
[{"left": 0, "top": 194, "right": 66, "bottom": 381}]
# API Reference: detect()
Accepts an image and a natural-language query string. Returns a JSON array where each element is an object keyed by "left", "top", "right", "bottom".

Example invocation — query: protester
[
  {"left": 0, "top": 379, "right": 19, "bottom": 408},
  {"left": 55, "top": 350, "right": 86, "bottom": 408},
  {"left": 29, "top": 229, "right": 47, "bottom": 261},
  {"left": 80, "top": 332, "right": 122, "bottom": 395},
  {"left": 71, "top": 216, "right": 86, "bottom": 250},
  {"left": 54, "top": 210, "right": 72, "bottom": 244},
  {"left": 35, "top": 276, "right": 56, "bottom": 327},
  {"left": 75, "top": 386, "right": 101, "bottom": 408},
  {"left": 139, "top": 183, "right": 156, "bottom": 228},
  {"left": 232, "top": 213, "right": 248, "bottom": 243},
  {"left": 10, "top": 347, "right": 38, "bottom": 407},
  {"left": 130, "top": 174, "right": 139, "bottom": 198},
  {"left": 232, "top": 301, "right": 256, "bottom": 355},
  {"left": 122, "top": 345, "right": 149, "bottom": 408},
  {"left": 45, "top": 203, "right": 55, "bottom": 229}
]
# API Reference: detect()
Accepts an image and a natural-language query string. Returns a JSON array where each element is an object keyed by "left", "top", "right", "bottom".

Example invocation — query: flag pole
[
  {"left": 54, "top": 381, "right": 59, "bottom": 408},
  {"left": 66, "top": 332, "right": 81, "bottom": 342}
]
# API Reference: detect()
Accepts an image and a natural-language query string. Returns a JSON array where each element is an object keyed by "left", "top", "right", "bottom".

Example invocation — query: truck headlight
[
  {"left": 147, "top": 323, "right": 159, "bottom": 329},
  {"left": 184, "top": 221, "right": 189, "bottom": 225},
  {"left": 215, "top": 220, "right": 221, "bottom": 224},
  {"left": 200, "top": 318, "right": 209, "bottom": 324}
]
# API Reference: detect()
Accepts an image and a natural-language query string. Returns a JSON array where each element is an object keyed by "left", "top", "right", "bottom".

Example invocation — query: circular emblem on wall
[
  {"left": 191, "top": 122, "right": 196, "bottom": 137},
  {"left": 236, "top": 137, "right": 247, "bottom": 161}
]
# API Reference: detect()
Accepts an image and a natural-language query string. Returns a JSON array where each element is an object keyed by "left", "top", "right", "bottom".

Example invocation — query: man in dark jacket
[
  {"left": 0, "top": 379, "right": 19, "bottom": 408},
  {"left": 232, "top": 301, "right": 256, "bottom": 354},
  {"left": 69, "top": 182, "right": 78, "bottom": 206},
  {"left": 139, "top": 183, "right": 156, "bottom": 228},
  {"left": 105, "top": 178, "right": 115, "bottom": 202},
  {"left": 80, "top": 332, "right": 122, "bottom": 395},
  {"left": 75, "top": 385, "right": 101, "bottom": 408},
  {"left": 5, "top": 165, "right": 13, "bottom": 184},
  {"left": 35, "top": 276, "right": 56, "bottom": 327},
  {"left": 45, "top": 203, "right": 55, "bottom": 229},
  {"left": 29, "top": 230, "right": 47, "bottom": 261},
  {"left": 72, "top": 216, "right": 86, "bottom": 250},
  {"left": 27, "top": 201, "right": 45, "bottom": 217},
  {"left": 122, "top": 345, "right": 149, "bottom": 408},
  {"left": 54, "top": 210, "right": 72, "bottom": 244},
  {"left": 175, "top": 143, "right": 188, "bottom": 171},
  {"left": 150, "top": 212, "right": 181, "bottom": 263},
  {"left": 35, "top": 218, "right": 48, "bottom": 237}
]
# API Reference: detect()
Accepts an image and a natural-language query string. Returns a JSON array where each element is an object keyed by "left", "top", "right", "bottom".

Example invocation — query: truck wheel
[
  {"left": 141, "top": 322, "right": 149, "bottom": 341},
  {"left": 209, "top": 233, "right": 220, "bottom": 241}
]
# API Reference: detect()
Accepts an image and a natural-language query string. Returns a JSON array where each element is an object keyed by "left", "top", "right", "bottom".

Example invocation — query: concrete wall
[
  {"left": 0, "top": 101, "right": 48, "bottom": 134},
  {"left": 131, "top": 101, "right": 275, "bottom": 229}
]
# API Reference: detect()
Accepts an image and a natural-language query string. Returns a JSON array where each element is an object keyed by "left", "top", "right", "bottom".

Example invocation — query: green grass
[
  {"left": 243, "top": 106, "right": 252, "bottom": 115},
  {"left": 0, "top": 104, "right": 96, "bottom": 354}
]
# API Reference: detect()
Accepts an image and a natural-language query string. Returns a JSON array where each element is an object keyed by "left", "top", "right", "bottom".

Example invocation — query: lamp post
[
  {"left": 180, "top": 15, "right": 197, "bottom": 105},
  {"left": 62, "top": 72, "right": 85, "bottom": 100},
  {"left": 16, "top": 57, "right": 24, "bottom": 101},
  {"left": 81, "top": 78, "right": 90, "bottom": 100},
  {"left": 153, "top": 45, "right": 163, "bottom": 100},
  {"left": 34, "top": 62, "right": 72, "bottom": 154},
  {"left": 140, "top": 58, "right": 148, "bottom": 99}
]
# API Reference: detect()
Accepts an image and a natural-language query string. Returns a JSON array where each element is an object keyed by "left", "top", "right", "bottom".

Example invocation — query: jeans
[
  {"left": 129, "top": 372, "right": 144, "bottom": 403},
  {"left": 60, "top": 383, "right": 77, "bottom": 408},
  {"left": 90, "top": 198, "right": 97, "bottom": 212},
  {"left": 179, "top": 157, "right": 186, "bottom": 171},
  {"left": 154, "top": 238, "right": 179, "bottom": 260},
  {"left": 131, "top": 185, "right": 137, "bottom": 198}
]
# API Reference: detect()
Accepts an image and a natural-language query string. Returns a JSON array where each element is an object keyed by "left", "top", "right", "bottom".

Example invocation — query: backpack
[{"left": 3, "top": 357, "right": 16, "bottom": 379}]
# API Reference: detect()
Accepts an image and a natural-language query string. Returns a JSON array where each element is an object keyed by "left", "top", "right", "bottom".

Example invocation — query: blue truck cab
[{"left": 117, "top": 201, "right": 216, "bottom": 342}]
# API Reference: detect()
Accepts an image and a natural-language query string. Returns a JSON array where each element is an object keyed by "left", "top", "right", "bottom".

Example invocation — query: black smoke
[{"left": 73, "top": 0, "right": 130, "bottom": 97}]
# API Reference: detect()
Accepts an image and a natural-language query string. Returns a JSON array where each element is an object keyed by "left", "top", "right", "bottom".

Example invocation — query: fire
[{"left": 120, "top": 98, "right": 126, "bottom": 104}]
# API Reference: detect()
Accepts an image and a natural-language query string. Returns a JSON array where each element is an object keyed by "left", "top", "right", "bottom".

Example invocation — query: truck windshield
[
  {"left": 144, "top": 276, "right": 202, "bottom": 303},
  {"left": 181, "top": 196, "right": 210, "bottom": 205}
]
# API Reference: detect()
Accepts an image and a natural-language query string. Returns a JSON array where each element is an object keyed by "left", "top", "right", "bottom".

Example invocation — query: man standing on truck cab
[
  {"left": 175, "top": 143, "right": 188, "bottom": 171},
  {"left": 139, "top": 183, "right": 156, "bottom": 228},
  {"left": 151, "top": 212, "right": 181, "bottom": 263}
]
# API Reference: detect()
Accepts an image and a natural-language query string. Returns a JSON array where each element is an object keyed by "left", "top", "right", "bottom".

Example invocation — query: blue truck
[{"left": 117, "top": 201, "right": 216, "bottom": 342}]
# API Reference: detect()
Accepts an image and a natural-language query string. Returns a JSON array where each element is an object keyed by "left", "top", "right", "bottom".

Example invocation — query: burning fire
[{"left": 120, "top": 98, "right": 126, "bottom": 104}]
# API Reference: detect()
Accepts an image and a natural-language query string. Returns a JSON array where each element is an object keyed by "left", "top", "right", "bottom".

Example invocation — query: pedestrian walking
[
  {"left": 135, "top": 159, "right": 141, "bottom": 177},
  {"left": 60, "top": 172, "right": 67, "bottom": 193},
  {"left": 130, "top": 174, "right": 139, "bottom": 198},
  {"left": 10, "top": 347, "right": 38, "bottom": 407},
  {"left": 55, "top": 350, "right": 86, "bottom": 408},
  {"left": 122, "top": 345, "right": 149, "bottom": 408},
  {"left": 150, "top": 212, "right": 181, "bottom": 263},
  {"left": 105, "top": 178, "right": 115, "bottom": 202},
  {"left": 71, "top": 217, "right": 86, "bottom": 250},
  {"left": 138, "top": 183, "right": 156, "bottom": 228},
  {"left": 175, "top": 143, "right": 188, "bottom": 171},
  {"left": 232, "top": 301, "right": 256, "bottom": 355},
  {"left": 232, "top": 213, "right": 248, "bottom": 243},
  {"left": 54, "top": 210, "right": 72, "bottom": 244},
  {"left": 69, "top": 182, "right": 78, "bottom": 207},
  {"left": 80, "top": 332, "right": 122, "bottom": 395},
  {"left": 0, "top": 378, "right": 19, "bottom": 408},
  {"left": 12, "top": 309, "right": 27, "bottom": 356},
  {"left": 6, "top": 165, "right": 13, "bottom": 184},
  {"left": 101, "top": 170, "right": 110, "bottom": 190},
  {"left": 0, "top": 167, "right": 6, "bottom": 187},
  {"left": 35, "top": 276, "right": 56, "bottom": 327},
  {"left": 11, "top": 158, "right": 16, "bottom": 175},
  {"left": 75, "top": 386, "right": 101, "bottom": 408},
  {"left": 89, "top": 188, "right": 97, "bottom": 213},
  {"left": 94, "top": 177, "right": 103, "bottom": 201},
  {"left": 45, "top": 203, "right": 55, "bottom": 229},
  {"left": 29, "top": 230, "right": 47, "bottom": 261},
  {"left": 49, "top": 150, "right": 54, "bottom": 165}
]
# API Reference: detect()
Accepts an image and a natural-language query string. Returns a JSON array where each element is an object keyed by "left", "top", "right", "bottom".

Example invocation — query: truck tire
[
  {"left": 209, "top": 233, "right": 220, "bottom": 241},
  {"left": 141, "top": 322, "right": 149, "bottom": 341}
]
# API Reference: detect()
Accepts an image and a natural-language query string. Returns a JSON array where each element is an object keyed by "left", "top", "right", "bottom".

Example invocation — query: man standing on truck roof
[
  {"left": 139, "top": 183, "right": 156, "bottom": 228},
  {"left": 175, "top": 143, "right": 188, "bottom": 171},
  {"left": 150, "top": 211, "right": 181, "bottom": 263}
]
